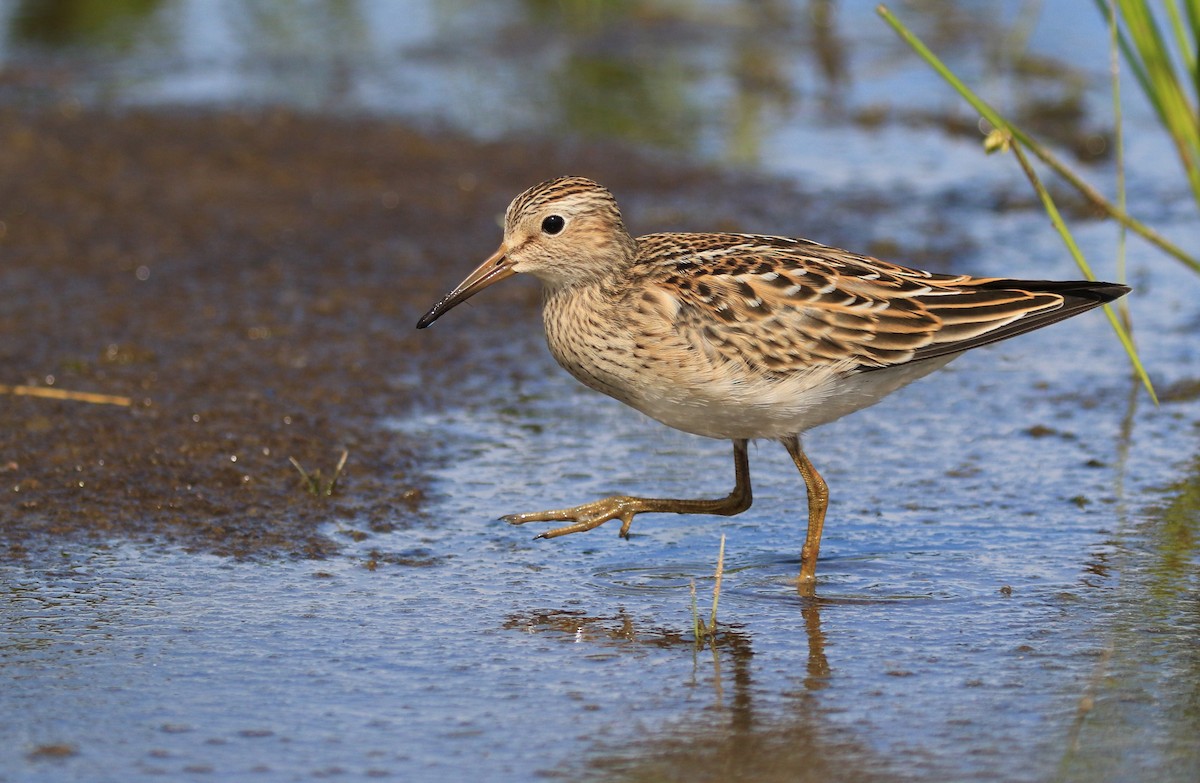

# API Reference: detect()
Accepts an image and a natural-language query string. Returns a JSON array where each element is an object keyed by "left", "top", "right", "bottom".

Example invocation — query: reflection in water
[
  {"left": 725, "top": 0, "right": 796, "bottom": 163},
  {"left": 503, "top": 606, "right": 755, "bottom": 660},
  {"left": 505, "top": 598, "right": 871, "bottom": 782},
  {"left": 1058, "top": 379, "right": 1200, "bottom": 781},
  {"left": 584, "top": 603, "right": 903, "bottom": 783},
  {"left": 554, "top": 54, "right": 699, "bottom": 151},
  {"left": 806, "top": 0, "right": 845, "bottom": 113},
  {"left": 1150, "top": 453, "right": 1200, "bottom": 594},
  {"left": 877, "top": 0, "right": 1111, "bottom": 160},
  {"left": 801, "top": 600, "right": 830, "bottom": 690},
  {"left": 1, "top": 0, "right": 1111, "bottom": 165},
  {"left": 227, "top": 0, "right": 370, "bottom": 111},
  {"left": 589, "top": 716, "right": 903, "bottom": 782},
  {"left": 10, "top": 0, "right": 164, "bottom": 49},
  {"left": 520, "top": 0, "right": 846, "bottom": 162},
  {"left": 504, "top": 606, "right": 691, "bottom": 648},
  {"left": 504, "top": 606, "right": 754, "bottom": 721}
]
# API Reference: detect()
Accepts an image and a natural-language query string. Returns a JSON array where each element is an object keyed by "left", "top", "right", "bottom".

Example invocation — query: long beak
[{"left": 416, "top": 244, "right": 515, "bottom": 329}]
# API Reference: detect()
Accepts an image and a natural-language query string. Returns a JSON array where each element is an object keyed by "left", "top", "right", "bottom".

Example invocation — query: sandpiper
[{"left": 417, "top": 176, "right": 1128, "bottom": 589}]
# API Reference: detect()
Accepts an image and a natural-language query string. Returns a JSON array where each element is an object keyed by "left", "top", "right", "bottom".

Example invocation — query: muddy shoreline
[{"left": 0, "top": 106, "right": 847, "bottom": 560}]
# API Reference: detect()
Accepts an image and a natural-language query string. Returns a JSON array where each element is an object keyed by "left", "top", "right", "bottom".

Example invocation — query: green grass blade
[
  {"left": 709, "top": 534, "right": 725, "bottom": 633},
  {"left": 876, "top": 4, "right": 1011, "bottom": 137},
  {"left": 1109, "top": 0, "right": 1131, "bottom": 329},
  {"left": 1009, "top": 139, "right": 1157, "bottom": 404},
  {"left": 1114, "top": 0, "right": 1200, "bottom": 206},
  {"left": 876, "top": 4, "right": 1155, "bottom": 401},
  {"left": 1187, "top": 0, "right": 1200, "bottom": 66},
  {"left": 1094, "top": 0, "right": 1157, "bottom": 105},
  {"left": 877, "top": 3, "right": 1200, "bottom": 273},
  {"left": 1163, "top": 0, "right": 1196, "bottom": 76}
]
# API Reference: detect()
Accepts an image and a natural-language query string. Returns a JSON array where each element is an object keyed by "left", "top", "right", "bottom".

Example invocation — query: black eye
[{"left": 541, "top": 215, "right": 565, "bottom": 235}]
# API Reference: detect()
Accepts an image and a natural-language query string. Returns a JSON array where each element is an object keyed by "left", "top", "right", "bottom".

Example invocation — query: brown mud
[{"left": 0, "top": 106, "right": 864, "bottom": 560}]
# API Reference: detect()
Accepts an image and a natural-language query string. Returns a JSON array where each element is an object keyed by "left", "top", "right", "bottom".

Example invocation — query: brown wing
[{"left": 632, "top": 233, "right": 1127, "bottom": 374}]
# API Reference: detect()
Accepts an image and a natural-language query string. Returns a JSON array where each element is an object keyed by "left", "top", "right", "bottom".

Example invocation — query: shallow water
[
  {"left": 3, "top": 1, "right": 1199, "bottom": 781},
  {"left": 5, "top": 235, "right": 1198, "bottom": 780}
]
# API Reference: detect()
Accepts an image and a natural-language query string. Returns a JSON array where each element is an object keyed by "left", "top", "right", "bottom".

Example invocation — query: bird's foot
[
  {"left": 793, "top": 572, "right": 817, "bottom": 598},
  {"left": 502, "top": 496, "right": 642, "bottom": 539}
]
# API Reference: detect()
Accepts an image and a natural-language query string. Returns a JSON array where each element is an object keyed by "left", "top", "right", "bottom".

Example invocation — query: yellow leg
[
  {"left": 504, "top": 439, "right": 752, "bottom": 539},
  {"left": 782, "top": 435, "right": 828, "bottom": 592}
]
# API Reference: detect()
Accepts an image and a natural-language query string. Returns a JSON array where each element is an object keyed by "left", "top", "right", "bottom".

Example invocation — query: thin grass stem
[
  {"left": 1163, "top": 0, "right": 1196, "bottom": 75},
  {"left": 1094, "top": 0, "right": 1156, "bottom": 100},
  {"left": 289, "top": 456, "right": 320, "bottom": 495},
  {"left": 1108, "top": 0, "right": 1132, "bottom": 330},
  {"left": 1008, "top": 138, "right": 1157, "bottom": 403},
  {"left": 878, "top": 3, "right": 1200, "bottom": 274},
  {"left": 1111, "top": 0, "right": 1200, "bottom": 206},
  {"left": 327, "top": 449, "right": 350, "bottom": 496},
  {"left": 709, "top": 534, "right": 726, "bottom": 632}
]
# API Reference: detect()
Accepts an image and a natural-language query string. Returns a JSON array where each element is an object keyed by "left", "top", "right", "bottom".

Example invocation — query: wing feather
[{"left": 629, "top": 233, "right": 1126, "bottom": 375}]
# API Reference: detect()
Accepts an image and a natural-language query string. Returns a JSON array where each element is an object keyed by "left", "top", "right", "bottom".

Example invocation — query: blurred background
[
  {"left": 0, "top": 0, "right": 1122, "bottom": 169},
  {"left": 1, "top": 2, "right": 1197, "bottom": 783}
]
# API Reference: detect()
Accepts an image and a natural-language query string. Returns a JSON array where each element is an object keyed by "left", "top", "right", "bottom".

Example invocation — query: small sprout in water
[{"left": 691, "top": 534, "right": 727, "bottom": 648}]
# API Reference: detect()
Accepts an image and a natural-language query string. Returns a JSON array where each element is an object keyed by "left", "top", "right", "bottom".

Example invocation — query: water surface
[{"left": 2, "top": 1, "right": 1198, "bottom": 781}]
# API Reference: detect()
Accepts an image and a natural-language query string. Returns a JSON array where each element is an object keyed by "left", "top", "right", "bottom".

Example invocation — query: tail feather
[{"left": 905, "top": 279, "right": 1129, "bottom": 364}]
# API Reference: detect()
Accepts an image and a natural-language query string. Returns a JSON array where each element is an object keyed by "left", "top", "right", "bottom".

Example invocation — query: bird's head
[{"left": 416, "top": 176, "right": 636, "bottom": 328}]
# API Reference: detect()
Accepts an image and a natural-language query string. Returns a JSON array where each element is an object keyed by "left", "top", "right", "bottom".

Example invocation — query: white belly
[
  {"left": 624, "top": 355, "right": 956, "bottom": 440},
  {"left": 542, "top": 283, "right": 956, "bottom": 441}
]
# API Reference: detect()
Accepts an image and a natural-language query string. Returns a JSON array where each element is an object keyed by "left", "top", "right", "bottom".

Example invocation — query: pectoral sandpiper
[{"left": 417, "top": 176, "right": 1128, "bottom": 590}]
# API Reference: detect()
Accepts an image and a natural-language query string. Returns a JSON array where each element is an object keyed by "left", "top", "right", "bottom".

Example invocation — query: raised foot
[{"left": 501, "top": 496, "right": 643, "bottom": 540}]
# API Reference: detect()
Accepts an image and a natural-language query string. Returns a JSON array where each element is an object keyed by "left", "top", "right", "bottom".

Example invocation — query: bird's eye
[{"left": 541, "top": 215, "right": 565, "bottom": 235}]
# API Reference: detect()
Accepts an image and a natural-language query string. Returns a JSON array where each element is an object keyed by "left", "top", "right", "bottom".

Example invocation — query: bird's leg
[
  {"left": 782, "top": 435, "right": 829, "bottom": 592},
  {"left": 504, "top": 439, "right": 752, "bottom": 539}
]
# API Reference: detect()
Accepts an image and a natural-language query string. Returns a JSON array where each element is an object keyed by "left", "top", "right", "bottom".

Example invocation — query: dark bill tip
[
  {"left": 414, "top": 247, "right": 514, "bottom": 330},
  {"left": 415, "top": 304, "right": 444, "bottom": 330},
  {"left": 415, "top": 285, "right": 478, "bottom": 330}
]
